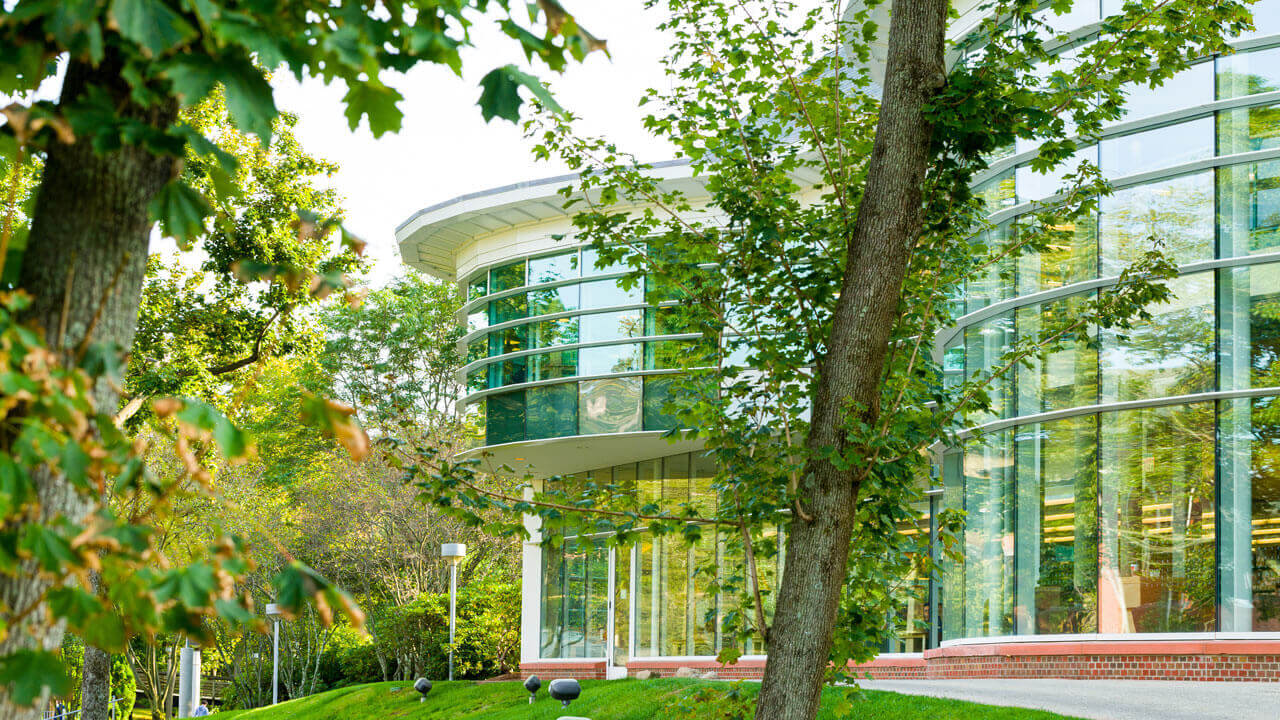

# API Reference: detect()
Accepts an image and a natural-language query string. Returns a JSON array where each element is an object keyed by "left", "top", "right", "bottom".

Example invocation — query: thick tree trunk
[
  {"left": 0, "top": 49, "right": 176, "bottom": 720},
  {"left": 753, "top": 3, "right": 948, "bottom": 720}
]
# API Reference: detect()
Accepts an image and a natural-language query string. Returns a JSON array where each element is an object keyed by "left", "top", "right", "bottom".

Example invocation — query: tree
[
  {"left": 0, "top": 3, "right": 604, "bottom": 718},
  {"left": 410, "top": 1, "right": 1257, "bottom": 719}
]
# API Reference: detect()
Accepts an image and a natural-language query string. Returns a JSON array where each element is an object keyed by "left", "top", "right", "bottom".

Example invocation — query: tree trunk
[
  {"left": 0, "top": 48, "right": 177, "bottom": 720},
  {"left": 753, "top": 3, "right": 948, "bottom": 720},
  {"left": 80, "top": 644, "right": 111, "bottom": 720}
]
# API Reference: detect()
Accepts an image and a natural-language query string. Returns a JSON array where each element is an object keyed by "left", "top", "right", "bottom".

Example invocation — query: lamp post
[
  {"left": 441, "top": 543, "right": 466, "bottom": 681},
  {"left": 265, "top": 602, "right": 282, "bottom": 705}
]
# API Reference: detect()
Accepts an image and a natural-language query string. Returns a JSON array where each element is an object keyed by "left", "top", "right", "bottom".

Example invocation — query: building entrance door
[{"left": 605, "top": 546, "right": 631, "bottom": 679}]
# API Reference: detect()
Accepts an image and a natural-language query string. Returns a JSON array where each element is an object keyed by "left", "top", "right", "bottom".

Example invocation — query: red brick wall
[{"left": 521, "top": 640, "right": 1280, "bottom": 682}]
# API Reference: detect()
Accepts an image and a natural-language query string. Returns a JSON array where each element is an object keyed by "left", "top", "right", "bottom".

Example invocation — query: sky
[{"left": 271, "top": 1, "right": 679, "bottom": 287}]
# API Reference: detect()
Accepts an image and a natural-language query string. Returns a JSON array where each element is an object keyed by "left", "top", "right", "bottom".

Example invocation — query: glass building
[{"left": 396, "top": 0, "right": 1280, "bottom": 679}]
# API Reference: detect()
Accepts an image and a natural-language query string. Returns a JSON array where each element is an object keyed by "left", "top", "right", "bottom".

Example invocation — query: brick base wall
[{"left": 521, "top": 640, "right": 1280, "bottom": 682}]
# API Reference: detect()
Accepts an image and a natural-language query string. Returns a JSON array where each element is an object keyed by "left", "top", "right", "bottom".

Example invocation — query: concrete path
[{"left": 859, "top": 679, "right": 1280, "bottom": 720}]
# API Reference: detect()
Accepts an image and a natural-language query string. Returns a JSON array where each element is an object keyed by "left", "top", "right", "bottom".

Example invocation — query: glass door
[{"left": 605, "top": 545, "right": 632, "bottom": 678}]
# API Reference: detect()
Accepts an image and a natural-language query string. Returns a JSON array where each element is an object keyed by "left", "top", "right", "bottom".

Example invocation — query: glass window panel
[
  {"left": 467, "top": 274, "right": 487, "bottom": 301},
  {"left": 1219, "top": 102, "right": 1280, "bottom": 155},
  {"left": 660, "top": 533, "right": 689, "bottom": 655},
  {"left": 466, "top": 338, "right": 486, "bottom": 364},
  {"left": 526, "top": 383, "right": 578, "bottom": 440},
  {"left": 1099, "top": 403, "right": 1216, "bottom": 633},
  {"left": 692, "top": 531, "right": 718, "bottom": 655},
  {"left": 1099, "top": 171, "right": 1213, "bottom": 277},
  {"left": 1017, "top": 293, "right": 1098, "bottom": 415},
  {"left": 1100, "top": 271, "right": 1214, "bottom": 402},
  {"left": 1218, "top": 395, "right": 1280, "bottom": 632},
  {"left": 581, "top": 278, "right": 643, "bottom": 309},
  {"left": 579, "top": 377, "right": 642, "bottom": 434},
  {"left": 1016, "top": 214, "right": 1098, "bottom": 294},
  {"left": 1013, "top": 416, "right": 1099, "bottom": 635},
  {"left": 466, "top": 366, "right": 487, "bottom": 393},
  {"left": 1220, "top": 263, "right": 1280, "bottom": 391},
  {"left": 585, "top": 539, "right": 610, "bottom": 658},
  {"left": 582, "top": 246, "right": 629, "bottom": 276},
  {"left": 1217, "top": 45, "right": 1280, "bottom": 100},
  {"left": 614, "top": 542, "right": 631, "bottom": 665},
  {"left": 643, "top": 375, "right": 679, "bottom": 431},
  {"left": 966, "top": 223, "right": 1013, "bottom": 314},
  {"left": 528, "top": 251, "right": 579, "bottom": 285},
  {"left": 462, "top": 399, "right": 485, "bottom": 450},
  {"left": 495, "top": 356, "right": 527, "bottom": 386},
  {"left": 1219, "top": 159, "right": 1280, "bottom": 256},
  {"left": 1035, "top": 0, "right": 1099, "bottom": 36},
  {"left": 466, "top": 311, "right": 488, "bottom": 335},
  {"left": 540, "top": 541, "right": 567, "bottom": 657},
  {"left": 528, "top": 284, "right": 580, "bottom": 317},
  {"left": 490, "top": 260, "right": 526, "bottom": 292},
  {"left": 490, "top": 292, "right": 528, "bottom": 324},
  {"left": 579, "top": 343, "right": 642, "bottom": 376},
  {"left": 1016, "top": 146, "right": 1097, "bottom": 203},
  {"left": 486, "top": 390, "right": 525, "bottom": 446},
  {"left": 964, "top": 313, "right": 1014, "bottom": 425},
  {"left": 962, "top": 430, "right": 1015, "bottom": 638},
  {"left": 489, "top": 324, "right": 528, "bottom": 355},
  {"left": 533, "top": 317, "right": 580, "bottom": 348},
  {"left": 647, "top": 339, "right": 704, "bottom": 370},
  {"left": 635, "top": 535, "right": 658, "bottom": 657},
  {"left": 558, "top": 539, "right": 588, "bottom": 658},
  {"left": 531, "top": 349, "right": 577, "bottom": 382},
  {"left": 1099, "top": 118, "right": 1213, "bottom": 179},
  {"left": 975, "top": 170, "right": 1017, "bottom": 214},
  {"left": 581, "top": 310, "right": 644, "bottom": 343},
  {"left": 1112, "top": 61, "right": 1213, "bottom": 125}
]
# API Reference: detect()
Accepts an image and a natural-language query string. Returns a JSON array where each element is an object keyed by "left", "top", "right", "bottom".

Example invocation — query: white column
[
  {"left": 519, "top": 482, "right": 543, "bottom": 665},
  {"left": 178, "top": 642, "right": 191, "bottom": 718}
]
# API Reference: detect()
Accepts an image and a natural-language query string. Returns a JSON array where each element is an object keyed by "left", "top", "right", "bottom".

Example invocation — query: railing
[{"left": 42, "top": 698, "right": 124, "bottom": 720}]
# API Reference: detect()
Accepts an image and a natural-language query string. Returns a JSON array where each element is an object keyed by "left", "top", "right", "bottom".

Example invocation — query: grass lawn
[{"left": 213, "top": 679, "right": 1084, "bottom": 720}]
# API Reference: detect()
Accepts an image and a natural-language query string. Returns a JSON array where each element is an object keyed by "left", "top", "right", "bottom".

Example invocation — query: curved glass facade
[
  {"left": 940, "top": 29, "right": 1280, "bottom": 641},
  {"left": 459, "top": 247, "right": 705, "bottom": 447}
]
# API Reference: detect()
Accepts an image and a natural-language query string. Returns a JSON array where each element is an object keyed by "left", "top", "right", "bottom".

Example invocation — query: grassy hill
[{"left": 214, "top": 679, "right": 1083, "bottom": 720}]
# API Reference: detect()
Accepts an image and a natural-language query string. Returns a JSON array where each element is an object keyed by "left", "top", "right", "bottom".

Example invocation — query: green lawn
[{"left": 214, "top": 679, "right": 1084, "bottom": 720}]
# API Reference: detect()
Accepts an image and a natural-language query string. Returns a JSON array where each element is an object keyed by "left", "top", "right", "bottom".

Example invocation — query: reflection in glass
[
  {"left": 486, "top": 390, "right": 525, "bottom": 445},
  {"left": 1219, "top": 102, "right": 1280, "bottom": 155},
  {"left": 1113, "top": 61, "right": 1213, "bottom": 125},
  {"left": 975, "top": 170, "right": 1016, "bottom": 214},
  {"left": 582, "top": 246, "right": 629, "bottom": 276},
  {"left": 1218, "top": 396, "right": 1280, "bottom": 632},
  {"left": 466, "top": 339, "right": 486, "bottom": 364},
  {"left": 467, "top": 274, "right": 487, "bottom": 301},
  {"left": 1099, "top": 403, "right": 1215, "bottom": 633},
  {"left": 1016, "top": 214, "right": 1098, "bottom": 294},
  {"left": 490, "top": 260, "right": 526, "bottom": 292},
  {"left": 581, "top": 278, "right": 644, "bottom": 309},
  {"left": 1229, "top": 0, "right": 1280, "bottom": 41},
  {"left": 1016, "top": 293, "right": 1097, "bottom": 415},
  {"left": 528, "top": 383, "right": 578, "bottom": 439},
  {"left": 579, "top": 377, "right": 642, "bottom": 434},
  {"left": 964, "top": 313, "right": 1014, "bottom": 425},
  {"left": 1099, "top": 171, "right": 1213, "bottom": 276},
  {"left": 490, "top": 292, "right": 528, "bottom": 324},
  {"left": 495, "top": 355, "right": 527, "bottom": 386},
  {"left": 941, "top": 451, "right": 964, "bottom": 642},
  {"left": 966, "top": 223, "right": 1013, "bottom": 314},
  {"left": 466, "top": 311, "right": 488, "bottom": 335},
  {"left": 533, "top": 317, "right": 580, "bottom": 348},
  {"left": 1099, "top": 118, "right": 1213, "bottom": 179},
  {"left": 1220, "top": 263, "right": 1280, "bottom": 391},
  {"left": 1035, "top": 0, "right": 1098, "bottom": 36},
  {"left": 580, "top": 343, "right": 642, "bottom": 376},
  {"left": 466, "top": 367, "right": 486, "bottom": 393},
  {"left": 963, "top": 431, "right": 1014, "bottom": 638},
  {"left": 531, "top": 349, "right": 577, "bottom": 382},
  {"left": 1100, "top": 271, "right": 1214, "bottom": 403},
  {"left": 1013, "top": 416, "right": 1098, "bottom": 635},
  {"left": 529, "top": 251, "right": 579, "bottom": 285},
  {"left": 1218, "top": 159, "right": 1280, "bottom": 256},
  {"left": 643, "top": 375, "right": 678, "bottom": 431},
  {"left": 489, "top": 324, "right": 528, "bottom": 356},
  {"left": 581, "top": 310, "right": 644, "bottom": 343},
  {"left": 528, "top": 284, "right": 580, "bottom": 317},
  {"left": 1015, "top": 147, "right": 1097, "bottom": 203},
  {"left": 1217, "top": 45, "right": 1280, "bottom": 100}
]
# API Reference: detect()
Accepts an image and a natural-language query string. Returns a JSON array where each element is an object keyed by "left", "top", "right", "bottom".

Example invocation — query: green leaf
[
  {"left": 220, "top": 57, "right": 277, "bottom": 145},
  {"left": 477, "top": 64, "right": 562, "bottom": 123},
  {"left": 109, "top": 0, "right": 198, "bottom": 57},
  {"left": 175, "top": 399, "right": 252, "bottom": 460},
  {"left": 163, "top": 55, "right": 220, "bottom": 107},
  {"left": 20, "top": 524, "right": 78, "bottom": 573},
  {"left": 149, "top": 180, "right": 212, "bottom": 247},
  {"left": 342, "top": 82, "right": 404, "bottom": 138},
  {"left": 60, "top": 441, "right": 91, "bottom": 490},
  {"left": 0, "top": 650, "right": 71, "bottom": 707}
]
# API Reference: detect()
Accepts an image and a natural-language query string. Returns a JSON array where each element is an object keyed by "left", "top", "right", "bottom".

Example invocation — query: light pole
[
  {"left": 441, "top": 543, "right": 466, "bottom": 681},
  {"left": 265, "top": 602, "right": 282, "bottom": 705}
]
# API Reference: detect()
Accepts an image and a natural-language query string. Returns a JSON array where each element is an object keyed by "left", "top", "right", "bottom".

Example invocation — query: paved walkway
[{"left": 859, "top": 679, "right": 1280, "bottom": 720}]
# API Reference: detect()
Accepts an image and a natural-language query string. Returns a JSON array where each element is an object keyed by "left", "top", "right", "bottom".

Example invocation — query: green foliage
[{"left": 110, "top": 653, "right": 137, "bottom": 718}]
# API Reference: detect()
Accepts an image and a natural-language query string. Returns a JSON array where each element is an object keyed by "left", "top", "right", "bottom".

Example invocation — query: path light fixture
[
  {"left": 549, "top": 678, "right": 581, "bottom": 709},
  {"left": 523, "top": 675, "right": 541, "bottom": 704},
  {"left": 414, "top": 677, "right": 432, "bottom": 702},
  {"left": 441, "top": 543, "right": 467, "bottom": 681},
  {"left": 265, "top": 603, "right": 282, "bottom": 705}
]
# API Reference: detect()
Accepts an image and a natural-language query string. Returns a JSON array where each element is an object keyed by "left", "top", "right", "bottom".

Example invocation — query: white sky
[{"left": 272, "top": 0, "right": 678, "bottom": 287}]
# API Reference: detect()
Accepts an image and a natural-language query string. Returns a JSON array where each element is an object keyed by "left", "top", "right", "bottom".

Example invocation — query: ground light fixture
[
  {"left": 414, "top": 677, "right": 432, "bottom": 702},
  {"left": 441, "top": 542, "right": 467, "bottom": 681},
  {"left": 549, "top": 678, "right": 581, "bottom": 708},
  {"left": 265, "top": 603, "right": 282, "bottom": 705},
  {"left": 523, "top": 675, "right": 541, "bottom": 703}
]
